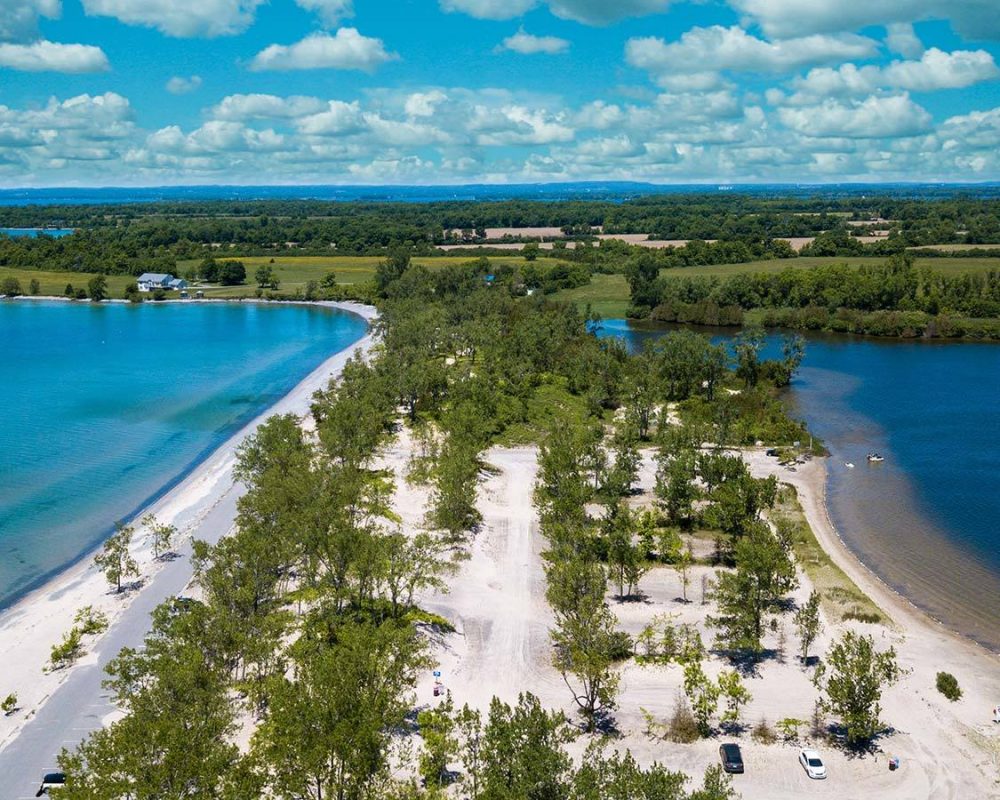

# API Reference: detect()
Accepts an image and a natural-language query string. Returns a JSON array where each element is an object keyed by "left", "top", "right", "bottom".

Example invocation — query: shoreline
[
  {"left": 0, "top": 300, "right": 377, "bottom": 754},
  {"left": 747, "top": 451, "right": 1000, "bottom": 663}
]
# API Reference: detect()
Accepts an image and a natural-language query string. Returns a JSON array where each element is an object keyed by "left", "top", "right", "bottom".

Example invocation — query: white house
[{"left": 137, "top": 273, "right": 185, "bottom": 292}]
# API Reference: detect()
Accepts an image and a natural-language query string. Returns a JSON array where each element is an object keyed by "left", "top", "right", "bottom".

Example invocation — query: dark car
[
  {"left": 36, "top": 772, "right": 65, "bottom": 796},
  {"left": 719, "top": 743, "right": 744, "bottom": 774}
]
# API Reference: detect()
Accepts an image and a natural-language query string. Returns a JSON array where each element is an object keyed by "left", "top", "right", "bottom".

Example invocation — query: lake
[
  {"left": 0, "top": 301, "right": 368, "bottom": 609},
  {"left": 597, "top": 319, "right": 1000, "bottom": 652}
]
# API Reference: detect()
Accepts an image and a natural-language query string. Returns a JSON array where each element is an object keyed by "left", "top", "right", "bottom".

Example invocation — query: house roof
[{"left": 137, "top": 272, "right": 172, "bottom": 283}]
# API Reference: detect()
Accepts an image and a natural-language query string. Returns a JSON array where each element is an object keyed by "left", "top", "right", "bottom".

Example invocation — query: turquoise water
[
  {"left": 598, "top": 320, "right": 1000, "bottom": 651},
  {"left": 0, "top": 228, "right": 74, "bottom": 238},
  {"left": 0, "top": 301, "right": 367, "bottom": 608}
]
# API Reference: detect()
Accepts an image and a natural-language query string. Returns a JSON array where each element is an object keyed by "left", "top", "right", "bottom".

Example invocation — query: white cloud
[
  {"left": 147, "top": 121, "right": 285, "bottom": 155},
  {"left": 498, "top": 29, "right": 570, "bottom": 55},
  {"left": 404, "top": 90, "right": 448, "bottom": 118},
  {"left": 295, "top": 100, "right": 365, "bottom": 135},
  {"left": 469, "top": 104, "right": 575, "bottom": 145},
  {"left": 439, "top": 0, "right": 535, "bottom": 20},
  {"left": 0, "top": 40, "right": 109, "bottom": 72},
  {"left": 791, "top": 48, "right": 999, "bottom": 100},
  {"left": 575, "top": 100, "right": 624, "bottom": 130},
  {"left": 728, "top": 0, "right": 1000, "bottom": 41},
  {"left": 626, "top": 26, "right": 878, "bottom": 86},
  {"left": 546, "top": 0, "right": 671, "bottom": 25},
  {"left": 779, "top": 93, "right": 932, "bottom": 138},
  {"left": 440, "top": 0, "right": 671, "bottom": 24},
  {"left": 0, "top": 0, "right": 61, "bottom": 42},
  {"left": 82, "top": 0, "right": 266, "bottom": 38},
  {"left": 295, "top": 0, "right": 353, "bottom": 27},
  {"left": 250, "top": 29, "right": 398, "bottom": 72},
  {"left": 885, "top": 23, "right": 923, "bottom": 58},
  {"left": 166, "top": 75, "right": 202, "bottom": 95},
  {"left": 212, "top": 93, "right": 327, "bottom": 120}
]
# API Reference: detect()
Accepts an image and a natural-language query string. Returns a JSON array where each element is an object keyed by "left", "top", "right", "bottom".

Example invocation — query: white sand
[
  {"left": 0, "top": 301, "right": 376, "bottom": 754},
  {"left": 403, "top": 445, "right": 1000, "bottom": 799}
]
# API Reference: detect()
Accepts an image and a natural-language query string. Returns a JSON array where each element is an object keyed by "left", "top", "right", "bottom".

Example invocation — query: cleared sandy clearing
[{"left": 386, "top": 439, "right": 1000, "bottom": 800}]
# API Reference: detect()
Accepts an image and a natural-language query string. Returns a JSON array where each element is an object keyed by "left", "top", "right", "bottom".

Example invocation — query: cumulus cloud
[
  {"left": 295, "top": 101, "right": 365, "bottom": 135},
  {"left": 440, "top": 0, "right": 671, "bottom": 24},
  {"left": 728, "top": 0, "right": 1000, "bottom": 41},
  {"left": 498, "top": 29, "right": 570, "bottom": 55},
  {"left": 250, "top": 29, "right": 398, "bottom": 72},
  {"left": 212, "top": 93, "right": 327, "bottom": 120},
  {"left": 166, "top": 75, "right": 202, "bottom": 95},
  {"left": 82, "top": 0, "right": 266, "bottom": 38},
  {"left": 0, "top": 0, "right": 61, "bottom": 42},
  {"left": 626, "top": 26, "right": 878, "bottom": 86},
  {"left": 295, "top": 0, "right": 353, "bottom": 27},
  {"left": 791, "top": 48, "right": 999, "bottom": 100},
  {"left": 0, "top": 40, "right": 109, "bottom": 72},
  {"left": 779, "top": 93, "right": 932, "bottom": 138},
  {"left": 885, "top": 22, "right": 923, "bottom": 58},
  {"left": 404, "top": 90, "right": 448, "bottom": 117}
]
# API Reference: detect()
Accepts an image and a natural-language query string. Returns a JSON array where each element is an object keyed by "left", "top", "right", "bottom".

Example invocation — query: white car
[{"left": 799, "top": 748, "right": 827, "bottom": 780}]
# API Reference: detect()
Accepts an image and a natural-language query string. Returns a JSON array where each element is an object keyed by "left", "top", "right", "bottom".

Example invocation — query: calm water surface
[
  {"left": 598, "top": 319, "right": 1000, "bottom": 651},
  {"left": 0, "top": 301, "right": 367, "bottom": 608}
]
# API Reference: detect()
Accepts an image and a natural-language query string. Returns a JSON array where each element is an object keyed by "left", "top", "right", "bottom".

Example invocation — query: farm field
[{"left": 0, "top": 267, "right": 135, "bottom": 297}]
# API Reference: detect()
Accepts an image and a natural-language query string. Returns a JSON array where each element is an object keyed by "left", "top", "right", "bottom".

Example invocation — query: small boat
[
  {"left": 867, "top": 453, "right": 885, "bottom": 463},
  {"left": 845, "top": 462, "right": 855, "bottom": 469}
]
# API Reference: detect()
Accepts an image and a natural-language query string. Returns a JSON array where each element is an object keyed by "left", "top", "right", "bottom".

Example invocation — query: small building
[
  {"left": 137, "top": 272, "right": 175, "bottom": 292},
  {"left": 168, "top": 278, "right": 188, "bottom": 291}
]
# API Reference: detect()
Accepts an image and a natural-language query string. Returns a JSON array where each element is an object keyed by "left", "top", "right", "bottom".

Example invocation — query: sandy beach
[
  {"left": 0, "top": 300, "right": 376, "bottom": 755},
  {"left": 381, "top": 436, "right": 1000, "bottom": 799}
]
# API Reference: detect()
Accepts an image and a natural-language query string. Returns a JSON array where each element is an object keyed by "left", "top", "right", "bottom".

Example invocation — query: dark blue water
[
  {"left": 0, "top": 228, "right": 74, "bottom": 238},
  {"left": 597, "top": 319, "right": 1000, "bottom": 651},
  {"left": 0, "top": 301, "right": 368, "bottom": 608}
]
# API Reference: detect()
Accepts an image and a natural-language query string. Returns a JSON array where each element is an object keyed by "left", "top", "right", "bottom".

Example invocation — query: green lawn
[
  {"left": 0, "top": 267, "right": 135, "bottom": 297},
  {"left": 551, "top": 274, "right": 631, "bottom": 318}
]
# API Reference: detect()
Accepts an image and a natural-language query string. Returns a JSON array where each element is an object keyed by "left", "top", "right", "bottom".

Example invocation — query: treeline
[
  {"left": 2, "top": 195, "right": 1000, "bottom": 272},
  {"left": 629, "top": 254, "right": 1000, "bottom": 339}
]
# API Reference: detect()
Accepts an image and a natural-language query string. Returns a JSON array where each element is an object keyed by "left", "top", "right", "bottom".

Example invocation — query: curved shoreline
[
  {"left": 0, "top": 300, "right": 377, "bottom": 754},
  {"left": 748, "top": 451, "right": 1000, "bottom": 664}
]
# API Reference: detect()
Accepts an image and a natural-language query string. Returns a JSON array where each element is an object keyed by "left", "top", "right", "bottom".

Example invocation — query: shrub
[
  {"left": 751, "top": 717, "right": 777, "bottom": 744},
  {"left": 50, "top": 628, "right": 84, "bottom": 669},
  {"left": 666, "top": 695, "right": 700, "bottom": 743},
  {"left": 1, "top": 693, "right": 17, "bottom": 715},
  {"left": 935, "top": 672, "right": 962, "bottom": 702},
  {"left": 74, "top": 606, "right": 109, "bottom": 636}
]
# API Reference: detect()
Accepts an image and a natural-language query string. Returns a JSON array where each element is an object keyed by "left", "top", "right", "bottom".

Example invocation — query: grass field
[
  {"left": 551, "top": 256, "right": 1000, "bottom": 318},
  {"left": 0, "top": 267, "right": 135, "bottom": 297},
  {"left": 180, "top": 255, "right": 573, "bottom": 298}
]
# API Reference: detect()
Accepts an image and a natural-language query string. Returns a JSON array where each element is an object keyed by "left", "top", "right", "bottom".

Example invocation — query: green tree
[
  {"left": 198, "top": 258, "right": 219, "bottom": 282},
  {"left": 794, "top": 590, "right": 822, "bottom": 664},
  {"left": 2, "top": 692, "right": 18, "bottom": 715},
  {"left": 253, "top": 622, "right": 429, "bottom": 800},
  {"left": 683, "top": 660, "right": 720, "bottom": 736},
  {"left": 603, "top": 507, "right": 647, "bottom": 599},
  {"left": 656, "top": 450, "right": 698, "bottom": 527},
  {"left": 813, "top": 631, "right": 901, "bottom": 746},
  {"left": 709, "top": 524, "right": 797, "bottom": 655},
  {"left": 1, "top": 276, "right": 22, "bottom": 296},
  {"left": 717, "top": 669, "right": 752, "bottom": 728},
  {"left": 734, "top": 326, "right": 765, "bottom": 388},
  {"left": 141, "top": 514, "right": 178, "bottom": 561},
  {"left": 673, "top": 541, "right": 695, "bottom": 603},
  {"left": 218, "top": 261, "right": 246, "bottom": 286},
  {"left": 418, "top": 693, "right": 458, "bottom": 790},
  {"left": 29, "top": 278, "right": 40, "bottom": 295},
  {"left": 321, "top": 270, "right": 337, "bottom": 288},
  {"left": 94, "top": 522, "right": 140, "bottom": 593},
  {"left": 479, "top": 694, "right": 572, "bottom": 800},
  {"left": 87, "top": 273, "right": 108, "bottom": 301}
]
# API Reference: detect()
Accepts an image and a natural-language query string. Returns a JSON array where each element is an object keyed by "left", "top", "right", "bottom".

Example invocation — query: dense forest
[
  {"left": 626, "top": 253, "right": 1000, "bottom": 339},
  {"left": 1, "top": 195, "right": 999, "bottom": 277},
  {"left": 50, "top": 254, "right": 851, "bottom": 799}
]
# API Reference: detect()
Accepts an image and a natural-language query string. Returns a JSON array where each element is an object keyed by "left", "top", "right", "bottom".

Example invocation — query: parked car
[
  {"left": 799, "top": 748, "right": 827, "bottom": 780},
  {"left": 35, "top": 772, "right": 65, "bottom": 796},
  {"left": 719, "top": 742, "right": 744, "bottom": 774}
]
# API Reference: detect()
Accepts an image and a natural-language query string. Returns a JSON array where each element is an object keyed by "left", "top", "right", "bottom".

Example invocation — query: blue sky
[{"left": 1, "top": 0, "right": 999, "bottom": 185}]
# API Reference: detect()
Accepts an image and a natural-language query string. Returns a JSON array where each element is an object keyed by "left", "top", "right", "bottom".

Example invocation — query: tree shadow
[
  {"left": 823, "top": 722, "right": 897, "bottom": 758},
  {"left": 711, "top": 646, "right": 780, "bottom": 677}
]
